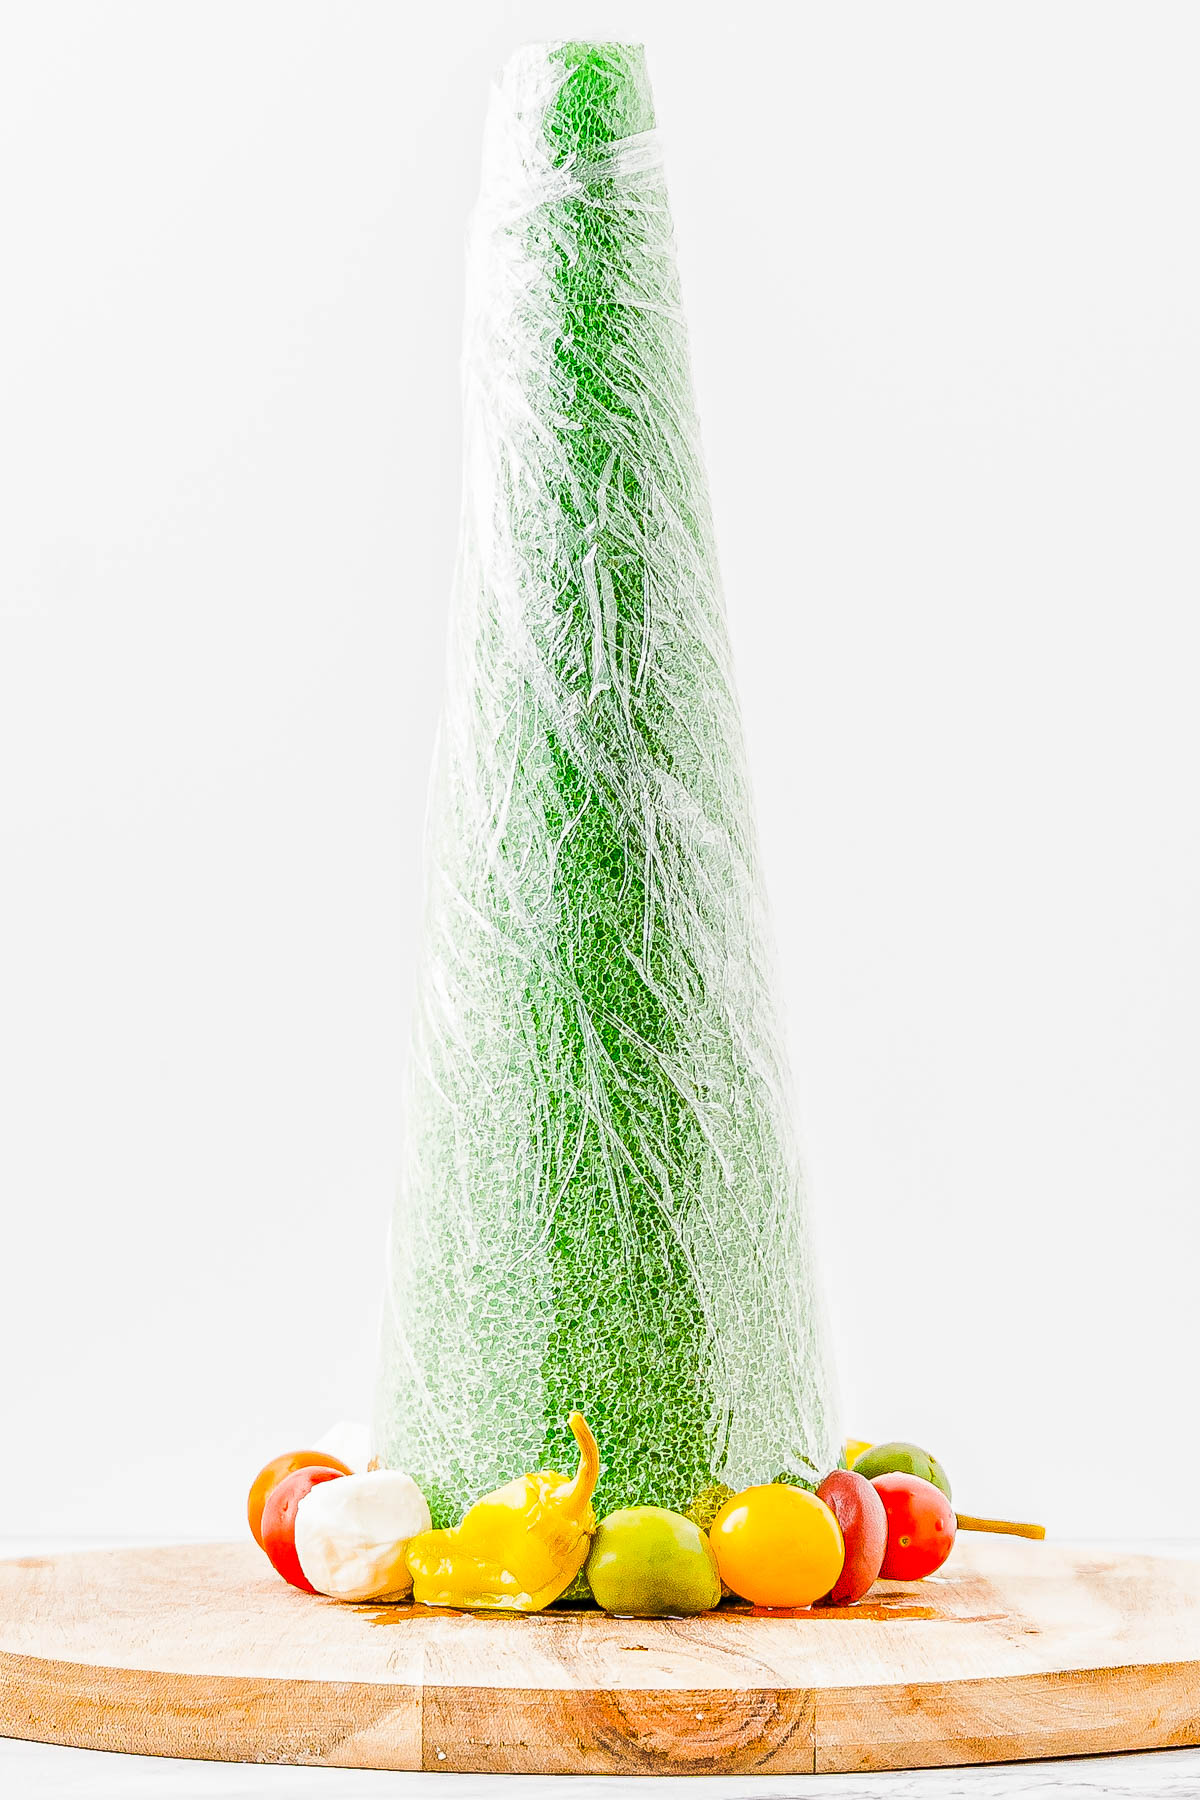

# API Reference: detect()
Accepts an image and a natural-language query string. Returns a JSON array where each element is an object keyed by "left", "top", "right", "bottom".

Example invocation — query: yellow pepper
[{"left": 405, "top": 1412, "right": 600, "bottom": 1611}]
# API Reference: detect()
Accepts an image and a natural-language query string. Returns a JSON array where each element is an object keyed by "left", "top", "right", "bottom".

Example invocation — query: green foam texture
[{"left": 375, "top": 42, "right": 839, "bottom": 1527}]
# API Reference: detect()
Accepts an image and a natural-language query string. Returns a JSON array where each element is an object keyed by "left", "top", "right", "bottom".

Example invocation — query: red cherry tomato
[
  {"left": 873, "top": 1472, "right": 957, "bottom": 1580},
  {"left": 260, "top": 1465, "right": 346, "bottom": 1591},
  {"left": 816, "top": 1469, "right": 888, "bottom": 1604},
  {"left": 247, "top": 1450, "right": 351, "bottom": 1548}
]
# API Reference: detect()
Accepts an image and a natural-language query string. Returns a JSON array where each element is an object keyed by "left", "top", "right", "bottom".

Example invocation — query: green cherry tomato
[
  {"left": 586, "top": 1507, "right": 721, "bottom": 1616},
  {"left": 852, "top": 1441, "right": 952, "bottom": 1501}
]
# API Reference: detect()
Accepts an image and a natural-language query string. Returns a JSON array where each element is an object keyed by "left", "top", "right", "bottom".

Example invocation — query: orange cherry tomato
[
  {"left": 873, "top": 1473, "right": 957, "bottom": 1580},
  {"left": 247, "top": 1450, "right": 352, "bottom": 1548},
  {"left": 710, "top": 1484, "right": 844, "bottom": 1608},
  {"left": 260, "top": 1465, "right": 346, "bottom": 1592}
]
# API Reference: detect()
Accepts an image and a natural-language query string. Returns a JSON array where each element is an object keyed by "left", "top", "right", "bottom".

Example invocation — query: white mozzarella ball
[{"left": 294, "top": 1470, "right": 431, "bottom": 1601}]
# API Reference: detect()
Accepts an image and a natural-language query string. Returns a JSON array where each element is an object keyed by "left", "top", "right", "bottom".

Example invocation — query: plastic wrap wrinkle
[{"left": 376, "top": 40, "right": 840, "bottom": 1529}]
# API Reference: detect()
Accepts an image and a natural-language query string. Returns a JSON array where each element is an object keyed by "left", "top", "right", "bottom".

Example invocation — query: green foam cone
[{"left": 375, "top": 41, "right": 840, "bottom": 1527}]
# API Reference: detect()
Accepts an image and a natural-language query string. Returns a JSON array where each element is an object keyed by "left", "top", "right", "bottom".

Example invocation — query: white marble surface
[
  {"left": 4, "top": 1539, "right": 1199, "bottom": 1798},
  {"left": 7, "top": 1737, "right": 1200, "bottom": 1799}
]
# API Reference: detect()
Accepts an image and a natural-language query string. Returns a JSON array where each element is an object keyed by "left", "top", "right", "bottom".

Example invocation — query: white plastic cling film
[{"left": 375, "top": 41, "right": 840, "bottom": 1529}]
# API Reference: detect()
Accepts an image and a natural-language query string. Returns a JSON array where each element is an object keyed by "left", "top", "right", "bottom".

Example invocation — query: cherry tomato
[
  {"left": 873, "top": 1472, "right": 957, "bottom": 1580},
  {"left": 260, "top": 1466, "right": 346, "bottom": 1591},
  {"left": 815, "top": 1469, "right": 888, "bottom": 1604},
  {"left": 853, "top": 1440, "right": 952, "bottom": 1501},
  {"left": 710, "top": 1484, "right": 844, "bottom": 1607},
  {"left": 247, "top": 1450, "right": 351, "bottom": 1548}
]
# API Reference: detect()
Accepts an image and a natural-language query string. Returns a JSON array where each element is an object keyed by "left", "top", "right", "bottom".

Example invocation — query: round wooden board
[{"left": 2, "top": 1537, "right": 1199, "bottom": 1776}]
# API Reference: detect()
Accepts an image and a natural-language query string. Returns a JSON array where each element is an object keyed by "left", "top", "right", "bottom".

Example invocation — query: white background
[{"left": 2, "top": 0, "right": 1198, "bottom": 1542}]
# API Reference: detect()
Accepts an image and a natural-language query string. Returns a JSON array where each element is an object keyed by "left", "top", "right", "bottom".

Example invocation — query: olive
[
  {"left": 851, "top": 1441, "right": 952, "bottom": 1502},
  {"left": 585, "top": 1506, "right": 721, "bottom": 1616}
]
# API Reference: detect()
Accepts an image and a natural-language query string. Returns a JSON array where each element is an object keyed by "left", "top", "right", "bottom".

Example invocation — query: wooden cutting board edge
[
  {"left": 2, "top": 1539, "right": 1199, "bottom": 1776},
  {"left": 5, "top": 1647, "right": 1200, "bottom": 1775}
]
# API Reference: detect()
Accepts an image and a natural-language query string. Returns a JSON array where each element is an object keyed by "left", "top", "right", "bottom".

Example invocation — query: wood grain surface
[{"left": 1, "top": 1538, "right": 1198, "bottom": 1775}]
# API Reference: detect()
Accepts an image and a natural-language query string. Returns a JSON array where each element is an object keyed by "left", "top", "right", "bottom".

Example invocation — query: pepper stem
[{"left": 561, "top": 1411, "right": 600, "bottom": 1513}]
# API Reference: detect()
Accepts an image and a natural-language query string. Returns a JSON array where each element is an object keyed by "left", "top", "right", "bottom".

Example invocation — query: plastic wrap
[{"left": 375, "top": 40, "right": 840, "bottom": 1527}]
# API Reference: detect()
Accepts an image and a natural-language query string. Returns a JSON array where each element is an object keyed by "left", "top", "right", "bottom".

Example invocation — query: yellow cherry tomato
[{"left": 710, "top": 1484, "right": 845, "bottom": 1607}]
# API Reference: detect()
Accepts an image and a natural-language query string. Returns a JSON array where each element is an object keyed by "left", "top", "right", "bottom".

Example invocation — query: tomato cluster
[{"left": 706, "top": 1464, "right": 955, "bottom": 1609}]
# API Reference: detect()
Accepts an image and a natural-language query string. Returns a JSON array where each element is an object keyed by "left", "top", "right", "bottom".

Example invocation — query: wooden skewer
[
  {"left": 955, "top": 1513, "right": 1045, "bottom": 1541},
  {"left": 843, "top": 1443, "right": 1046, "bottom": 1541}
]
